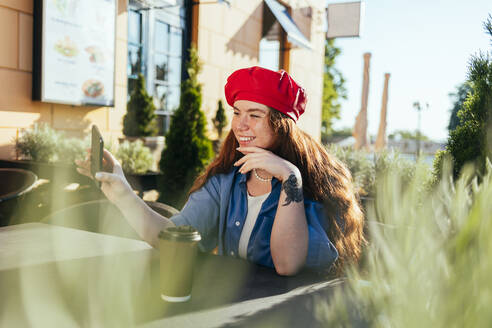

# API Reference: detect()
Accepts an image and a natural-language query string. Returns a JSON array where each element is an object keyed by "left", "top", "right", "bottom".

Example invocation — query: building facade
[{"left": 0, "top": 0, "right": 326, "bottom": 160}]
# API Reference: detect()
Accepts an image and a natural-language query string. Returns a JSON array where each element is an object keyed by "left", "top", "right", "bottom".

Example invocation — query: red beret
[{"left": 224, "top": 66, "right": 307, "bottom": 122}]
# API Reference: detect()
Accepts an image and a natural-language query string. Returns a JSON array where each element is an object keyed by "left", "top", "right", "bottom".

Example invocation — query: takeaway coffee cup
[{"left": 158, "top": 225, "right": 201, "bottom": 302}]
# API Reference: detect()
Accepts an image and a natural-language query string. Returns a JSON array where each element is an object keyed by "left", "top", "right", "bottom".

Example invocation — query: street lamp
[{"left": 412, "top": 101, "right": 429, "bottom": 158}]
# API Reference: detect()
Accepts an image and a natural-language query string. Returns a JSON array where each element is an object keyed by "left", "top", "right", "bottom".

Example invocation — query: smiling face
[{"left": 231, "top": 100, "right": 276, "bottom": 149}]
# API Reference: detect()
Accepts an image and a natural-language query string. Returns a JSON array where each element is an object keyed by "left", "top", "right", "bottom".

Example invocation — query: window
[
  {"left": 128, "top": 9, "right": 145, "bottom": 98},
  {"left": 259, "top": 1, "right": 287, "bottom": 71},
  {"left": 260, "top": 0, "right": 312, "bottom": 71},
  {"left": 127, "top": 3, "right": 186, "bottom": 135},
  {"left": 259, "top": 35, "right": 281, "bottom": 71},
  {"left": 153, "top": 22, "right": 183, "bottom": 134}
]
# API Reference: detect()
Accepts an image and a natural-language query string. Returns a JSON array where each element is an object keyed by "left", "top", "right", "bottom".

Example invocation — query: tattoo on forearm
[{"left": 282, "top": 174, "right": 303, "bottom": 206}]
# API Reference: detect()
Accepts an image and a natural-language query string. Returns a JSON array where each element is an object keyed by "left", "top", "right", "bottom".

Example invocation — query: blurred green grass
[{"left": 317, "top": 157, "right": 492, "bottom": 327}]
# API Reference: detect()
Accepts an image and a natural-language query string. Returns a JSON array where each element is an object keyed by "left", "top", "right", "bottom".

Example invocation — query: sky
[{"left": 326, "top": 0, "right": 492, "bottom": 142}]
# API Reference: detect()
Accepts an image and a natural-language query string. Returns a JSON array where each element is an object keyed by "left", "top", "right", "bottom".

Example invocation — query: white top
[{"left": 238, "top": 192, "right": 271, "bottom": 259}]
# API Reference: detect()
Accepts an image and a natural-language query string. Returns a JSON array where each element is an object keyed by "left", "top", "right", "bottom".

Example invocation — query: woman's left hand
[{"left": 234, "top": 147, "right": 300, "bottom": 182}]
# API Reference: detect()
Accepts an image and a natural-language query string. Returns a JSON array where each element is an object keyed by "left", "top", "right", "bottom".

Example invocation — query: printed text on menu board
[{"left": 43, "top": 0, "right": 115, "bottom": 106}]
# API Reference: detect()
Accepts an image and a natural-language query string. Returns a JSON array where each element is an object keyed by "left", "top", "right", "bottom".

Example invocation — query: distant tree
[
  {"left": 448, "top": 82, "right": 472, "bottom": 133},
  {"left": 322, "top": 127, "right": 353, "bottom": 144},
  {"left": 123, "top": 74, "right": 158, "bottom": 137},
  {"left": 212, "top": 99, "right": 228, "bottom": 140},
  {"left": 434, "top": 15, "right": 492, "bottom": 179},
  {"left": 321, "top": 39, "right": 347, "bottom": 143},
  {"left": 331, "top": 127, "right": 353, "bottom": 138},
  {"left": 388, "top": 130, "right": 430, "bottom": 141},
  {"left": 158, "top": 47, "right": 214, "bottom": 208}
]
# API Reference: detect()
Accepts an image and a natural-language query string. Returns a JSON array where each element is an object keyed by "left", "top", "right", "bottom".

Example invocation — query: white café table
[
  {"left": 0, "top": 222, "right": 152, "bottom": 271},
  {"left": 0, "top": 223, "right": 158, "bottom": 327},
  {"left": 0, "top": 223, "right": 341, "bottom": 328}
]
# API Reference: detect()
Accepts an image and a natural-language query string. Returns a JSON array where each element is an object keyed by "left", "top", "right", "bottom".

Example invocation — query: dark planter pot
[
  {"left": 126, "top": 172, "right": 162, "bottom": 195},
  {"left": 0, "top": 159, "right": 92, "bottom": 185},
  {"left": 0, "top": 159, "right": 103, "bottom": 224},
  {"left": 0, "top": 168, "right": 38, "bottom": 226}
]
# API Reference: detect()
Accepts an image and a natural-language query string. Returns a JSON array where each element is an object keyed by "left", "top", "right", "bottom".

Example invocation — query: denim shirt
[{"left": 170, "top": 167, "right": 338, "bottom": 271}]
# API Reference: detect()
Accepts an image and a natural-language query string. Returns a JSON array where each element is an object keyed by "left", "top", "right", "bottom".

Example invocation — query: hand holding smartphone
[{"left": 91, "top": 125, "right": 104, "bottom": 188}]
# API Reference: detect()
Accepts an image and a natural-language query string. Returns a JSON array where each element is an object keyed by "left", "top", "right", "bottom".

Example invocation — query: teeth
[{"left": 239, "top": 137, "right": 255, "bottom": 142}]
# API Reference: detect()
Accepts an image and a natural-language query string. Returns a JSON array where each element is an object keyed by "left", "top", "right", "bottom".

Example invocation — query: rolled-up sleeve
[
  {"left": 304, "top": 200, "right": 339, "bottom": 270},
  {"left": 170, "top": 176, "right": 221, "bottom": 252}
]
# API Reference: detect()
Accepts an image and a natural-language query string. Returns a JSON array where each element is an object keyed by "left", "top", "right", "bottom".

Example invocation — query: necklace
[{"left": 253, "top": 168, "right": 272, "bottom": 182}]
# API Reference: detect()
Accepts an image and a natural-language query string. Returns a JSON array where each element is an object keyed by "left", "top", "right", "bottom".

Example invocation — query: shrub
[
  {"left": 56, "top": 137, "right": 88, "bottom": 164},
  {"left": 328, "top": 145, "right": 430, "bottom": 198},
  {"left": 14, "top": 124, "right": 113, "bottom": 166},
  {"left": 448, "top": 82, "right": 473, "bottom": 133},
  {"left": 159, "top": 47, "right": 214, "bottom": 208},
  {"left": 316, "top": 158, "right": 492, "bottom": 327},
  {"left": 123, "top": 73, "right": 158, "bottom": 137},
  {"left": 328, "top": 145, "right": 374, "bottom": 196},
  {"left": 322, "top": 127, "right": 352, "bottom": 144},
  {"left": 15, "top": 124, "right": 61, "bottom": 162},
  {"left": 116, "top": 140, "right": 153, "bottom": 174},
  {"left": 373, "top": 150, "right": 421, "bottom": 187}
]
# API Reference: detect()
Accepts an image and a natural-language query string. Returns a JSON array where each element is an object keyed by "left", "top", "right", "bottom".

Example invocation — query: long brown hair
[{"left": 190, "top": 109, "right": 365, "bottom": 275}]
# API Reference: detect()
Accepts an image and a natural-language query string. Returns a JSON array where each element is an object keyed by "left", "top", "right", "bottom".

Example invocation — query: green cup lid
[{"left": 158, "top": 225, "right": 201, "bottom": 242}]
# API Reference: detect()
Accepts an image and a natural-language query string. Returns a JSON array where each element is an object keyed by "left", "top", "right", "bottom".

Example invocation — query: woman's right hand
[{"left": 75, "top": 149, "right": 134, "bottom": 205}]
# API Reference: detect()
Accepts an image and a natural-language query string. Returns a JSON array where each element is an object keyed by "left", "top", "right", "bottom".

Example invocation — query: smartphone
[{"left": 91, "top": 125, "right": 104, "bottom": 188}]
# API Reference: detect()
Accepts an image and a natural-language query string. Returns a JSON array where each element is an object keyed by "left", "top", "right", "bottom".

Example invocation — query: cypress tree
[
  {"left": 213, "top": 99, "right": 228, "bottom": 139},
  {"left": 321, "top": 39, "right": 347, "bottom": 144},
  {"left": 123, "top": 74, "right": 158, "bottom": 137},
  {"left": 447, "top": 82, "right": 472, "bottom": 133},
  {"left": 158, "top": 47, "right": 213, "bottom": 208},
  {"left": 434, "top": 16, "right": 492, "bottom": 179}
]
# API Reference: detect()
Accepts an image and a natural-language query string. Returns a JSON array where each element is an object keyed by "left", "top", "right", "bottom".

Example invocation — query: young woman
[{"left": 76, "top": 66, "right": 365, "bottom": 276}]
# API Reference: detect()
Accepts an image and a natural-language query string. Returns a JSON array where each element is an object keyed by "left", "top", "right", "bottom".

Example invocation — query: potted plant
[
  {"left": 9, "top": 124, "right": 89, "bottom": 183},
  {"left": 115, "top": 139, "right": 159, "bottom": 195},
  {"left": 1, "top": 124, "right": 100, "bottom": 223}
]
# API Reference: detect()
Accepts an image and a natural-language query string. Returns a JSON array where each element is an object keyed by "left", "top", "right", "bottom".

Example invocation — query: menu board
[{"left": 39, "top": 0, "right": 116, "bottom": 106}]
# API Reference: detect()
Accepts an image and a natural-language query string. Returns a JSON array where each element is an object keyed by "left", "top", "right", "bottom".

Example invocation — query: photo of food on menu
[{"left": 41, "top": 0, "right": 115, "bottom": 106}]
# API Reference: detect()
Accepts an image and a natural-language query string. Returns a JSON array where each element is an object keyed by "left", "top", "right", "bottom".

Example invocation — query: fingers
[
  {"left": 102, "top": 149, "right": 124, "bottom": 174},
  {"left": 237, "top": 158, "right": 261, "bottom": 174},
  {"left": 236, "top": 146, "right": 268, "bottom": 154},
  {"left": 74, "top": 159, "right": 90, "bottom": 170},
  {"left": 94, "top": 172, "right": 120, "bottom": 183},
  {"left": 234, "top": 150, "right": 288, "bottom": 179},
  {"left": 76, "top": 149, "right": 124, "bottom": 179},
  {"left": 234, "top": 153, "right": 261, "bottom": 167},
  {"left": 78, "top": 148, "right": 123, "bottom": 175},
  {"left": 102, "top": 149, "right": 118, "bottom": 165},
  {"left": 76, "top": 167, "right": 92, "bottom": 178}
]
